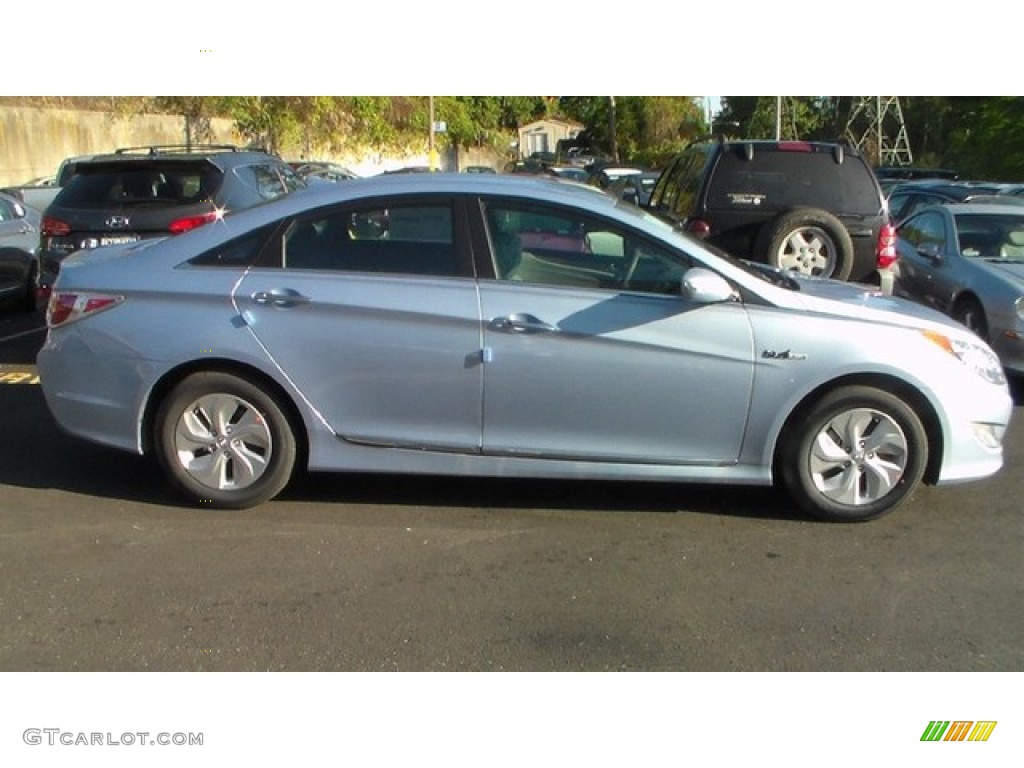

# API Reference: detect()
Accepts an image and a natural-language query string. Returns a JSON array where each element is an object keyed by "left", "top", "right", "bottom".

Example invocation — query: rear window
[
  {"left": 706, "top": 147, "right": 882, "bottom": 214},
  {"left": 54, "top": 162, "right": 220, "bottom": 209}
]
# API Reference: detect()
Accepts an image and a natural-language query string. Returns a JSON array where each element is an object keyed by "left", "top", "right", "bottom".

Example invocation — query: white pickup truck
[{"left": 1, "top": 154, "right": 94, "bottom": 213}]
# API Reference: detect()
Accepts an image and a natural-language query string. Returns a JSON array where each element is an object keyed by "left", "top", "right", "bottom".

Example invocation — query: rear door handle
[
  {"left": 252, "top": 289, "right": 311, "bottom": 308},
  {"left": 490, "top": 313, "right": 557, "bottom": 334}
]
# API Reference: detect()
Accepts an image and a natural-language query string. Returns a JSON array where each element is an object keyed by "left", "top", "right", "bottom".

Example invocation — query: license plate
[{"left": 99, "top": 235, "right": 139, "bottom": 246}]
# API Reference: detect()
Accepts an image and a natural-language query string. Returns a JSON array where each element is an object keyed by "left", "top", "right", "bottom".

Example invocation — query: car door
[
  {"left": 894, "top": 209, "right": 956, "bottom": 312},
  {"left": 476, "top": 199, "right": 755, "bottom": 464},
  {"left": 235, "top": 198, "right": 484, "bottom": 453},
  {"left": 0, "top": 195, "right": 35, "bottom": 296}
]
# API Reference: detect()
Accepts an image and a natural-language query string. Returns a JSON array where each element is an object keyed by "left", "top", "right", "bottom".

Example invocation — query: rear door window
[{"left": 284, "top": 201, "right": 459, "bottom": 277}]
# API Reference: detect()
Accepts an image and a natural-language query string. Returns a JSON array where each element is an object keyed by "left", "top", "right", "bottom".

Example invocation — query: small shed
[{"left": 517, "top": 119, "right": 584, "bottom": 160}]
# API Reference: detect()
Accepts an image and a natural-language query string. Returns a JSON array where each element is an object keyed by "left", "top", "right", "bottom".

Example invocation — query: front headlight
[
  {"left": 922, "top": 330, "right": 1006, "bottom": 386},
  {"left": 1015, "top": 296, "right": 1024, "bottom": 321}
]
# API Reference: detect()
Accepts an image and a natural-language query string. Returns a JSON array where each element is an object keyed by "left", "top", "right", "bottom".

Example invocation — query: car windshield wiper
[{"left": 740, "top": 259, "right": 801, "bottom": 290}]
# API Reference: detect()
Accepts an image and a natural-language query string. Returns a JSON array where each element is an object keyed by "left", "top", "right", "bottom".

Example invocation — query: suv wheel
[{"left": 758, "top": 208, "right": 855, "bottom": 280}]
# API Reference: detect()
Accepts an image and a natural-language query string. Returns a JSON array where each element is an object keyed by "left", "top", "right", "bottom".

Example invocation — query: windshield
[{"left": 620, "top": 200, "right": 798, "bottom": 289}]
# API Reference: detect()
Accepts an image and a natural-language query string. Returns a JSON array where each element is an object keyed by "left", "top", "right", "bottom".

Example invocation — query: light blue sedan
[{"left": 37, "top": 175, "right": 1013, "bottom": 521}]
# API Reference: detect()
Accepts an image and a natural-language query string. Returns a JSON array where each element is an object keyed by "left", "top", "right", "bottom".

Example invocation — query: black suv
[
  {"left": 646, "top": 139, "right": 893, "bottom": 283},
  {"left": 39, "top": 144, "right": 305, "bottom": 291}
]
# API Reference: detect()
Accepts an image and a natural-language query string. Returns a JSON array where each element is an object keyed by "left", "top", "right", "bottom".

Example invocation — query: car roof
[
  {"left": 943, "top": 202, "right": 1024, "bottom": 215},
  {"left": 906, "top": 202, "right": 1024, "bottom": 222},
  {"left": 891, "top": 179, "right": 1012, "bottom": 194},
  {"left": 275, "top": 171, "right": 621, "bottom": 212},
  {"left": 78, "top": 145, "right": 282, "bottom": 169}
]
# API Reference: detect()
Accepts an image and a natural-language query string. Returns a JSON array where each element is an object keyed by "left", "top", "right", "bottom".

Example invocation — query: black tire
[
  {"left": 778, "top": 385, "right": 928, "bottom": 522},
  {"left": 952, "top": 295, "right": 989, "bottom": 341},
  {"left": 154, "top": 371, "right": 297, "bottom": 509},
  {"left": 757, "top": 208, "right": 855, "bottom": 281}
]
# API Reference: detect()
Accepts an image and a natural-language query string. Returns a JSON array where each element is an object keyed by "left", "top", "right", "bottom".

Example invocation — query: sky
[{"left": 8, "top": 3, "right": 1012, "bottom": 97}]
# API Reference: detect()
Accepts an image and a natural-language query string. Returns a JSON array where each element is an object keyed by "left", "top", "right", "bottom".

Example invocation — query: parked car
[
  {"left": 503, "top": 160, "right": 547, "bottom": 175},
  {"left": 37, "top": 174, "right": 1011, "bottom": 522},
  {"left": 38, "top": 144, "right": 305, "bottom": 294},
  {"left": 586, "top": 164, "right": 649, "bottom": 190},
  {"left": 381, "top": 166, "right": 437, "bottom": 174},
  {"left": 1, "top": 154, "right": 99, "bottom": 213},
  {"left": 886, "top": 179, "right": 1023, "bottom": 223},
  {"left": 891, "top": 202, "right": 1024, "bottom": 378},
  {"left": 20, "top": 175, "right": 57, "bottom": 187},
  {"left": 290, "top": 161, "right": 360, "bottom": 182},
  {"left": 544, "top": 165, "right": 589, "bottom": 182},
  {"left": 0, "top": 191, "right": 41, "bottom": 312},
  {"left": 607, "top": 171, "right": 660, "bottom": 207},
  {"left": 874, "top": 166, "right": 958, "bottom": 194},
  {"left": 646, "top": 139, "right": 895, "bottom": 283}
]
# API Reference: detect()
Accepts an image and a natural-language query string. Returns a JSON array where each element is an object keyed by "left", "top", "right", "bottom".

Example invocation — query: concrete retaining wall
[{"left": 0, "top": 106, "right": 506, "bottom": 187}]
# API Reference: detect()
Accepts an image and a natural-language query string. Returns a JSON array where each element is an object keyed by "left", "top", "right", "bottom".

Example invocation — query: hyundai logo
[{"left": 105, "top": 215, "right": 131, "bottom": 229}]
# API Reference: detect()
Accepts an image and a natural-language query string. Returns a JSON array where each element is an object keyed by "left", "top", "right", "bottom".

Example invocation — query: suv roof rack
[{"left": 113, "top": 144, "right": 249, "bottom": 156}]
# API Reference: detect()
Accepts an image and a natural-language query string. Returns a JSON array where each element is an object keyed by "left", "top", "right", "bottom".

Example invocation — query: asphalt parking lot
[{"left": 1, "top": 307, "right": 1022, "bottom": 672}]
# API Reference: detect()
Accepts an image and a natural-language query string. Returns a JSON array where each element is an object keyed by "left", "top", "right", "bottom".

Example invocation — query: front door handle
[
  {"left": 252, "top": 289, "right": 311, "bottom": 308},
  {"left": 490, "top": 313, "right": 557, "bottom": 334}
]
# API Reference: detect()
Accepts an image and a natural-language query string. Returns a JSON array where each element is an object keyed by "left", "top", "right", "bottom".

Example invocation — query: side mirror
[
  {"left": 12, "top": 201, "right": 26, "bottom": 218},
  {"left": 681, "top": 267, "right": 736, "bottom": 304}
]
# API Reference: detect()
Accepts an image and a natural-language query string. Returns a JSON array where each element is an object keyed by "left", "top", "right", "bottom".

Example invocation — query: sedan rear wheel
[
  {"left": 779, "top": 386, "right": 928, "bottom": 522},
  {"left": 155, "top": 372, "right": 297, "bottom": 509}
]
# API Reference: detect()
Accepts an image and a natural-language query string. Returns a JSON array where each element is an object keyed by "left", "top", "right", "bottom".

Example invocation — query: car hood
[
  {"left": 977, "top": 257, "right": 1024, "bottom": 284},
  {"left": 781, "top": 274, "right": 968, "bottom": 332}
]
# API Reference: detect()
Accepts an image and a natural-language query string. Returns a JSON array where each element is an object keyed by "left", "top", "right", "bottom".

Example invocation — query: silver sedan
[
  {"left": 37, "top": 175, "right": 1013, "bottom": 522},
  {"left": 0, "top": 191, "right": 41, "bottom": 311},
  {"left": 892, "top": 202, "right": 1024, "bottom": 377}
]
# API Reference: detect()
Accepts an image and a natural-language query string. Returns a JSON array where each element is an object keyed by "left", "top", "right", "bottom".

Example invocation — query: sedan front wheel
[{"left": 778, "top": 385, "right": 928, "bottom": 522}]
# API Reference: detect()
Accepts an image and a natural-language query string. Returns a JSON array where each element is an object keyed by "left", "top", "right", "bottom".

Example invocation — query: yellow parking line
[{"left": 0, "top": 366, "right": 40, "bottom": 385}]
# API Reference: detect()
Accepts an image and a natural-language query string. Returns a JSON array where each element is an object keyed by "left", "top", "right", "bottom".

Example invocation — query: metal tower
[{"left": 844, "top": 97, "right": 913, "bottom": 166}]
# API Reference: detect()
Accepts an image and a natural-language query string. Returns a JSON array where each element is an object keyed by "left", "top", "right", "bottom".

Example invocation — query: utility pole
[
  {"left": 609, "top": 96, "right": 618, "bottom": 162},
  {"left": 428, "top": 96, "right": 437, "bottom": 171}
]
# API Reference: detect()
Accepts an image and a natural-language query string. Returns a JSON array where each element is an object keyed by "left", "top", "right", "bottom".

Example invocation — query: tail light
[
  {"left": 169, "top": 211, "right": 220, "bottom": 234},
  {"left": 47, "top": 292, "right": 124, "bottom": 328},
  {"left": 685, "top": 219, "right": 711, "bottom": 239},
  {"left": 41, "top": 216, "right": 71, "bottom": 237},
  {"left": 877, "top": 222, "right": 898, "bottom": 269}
]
